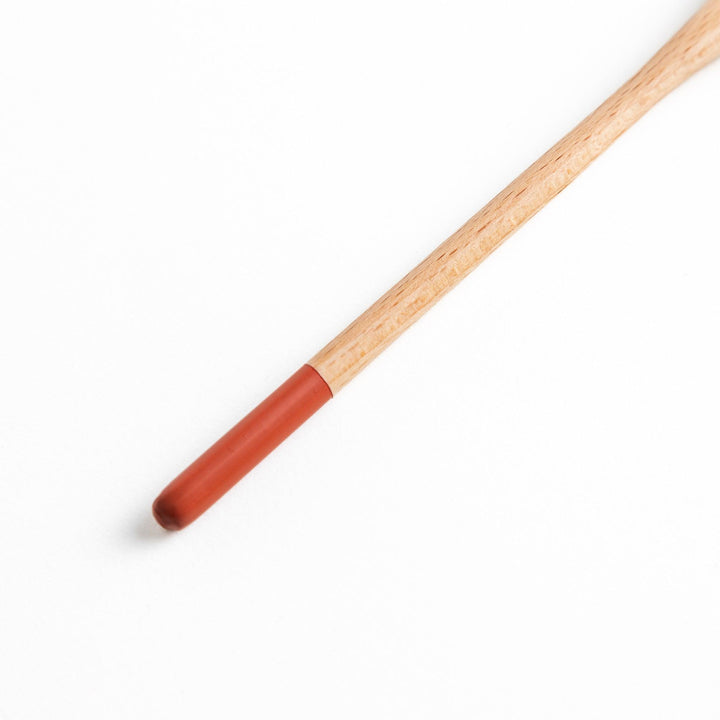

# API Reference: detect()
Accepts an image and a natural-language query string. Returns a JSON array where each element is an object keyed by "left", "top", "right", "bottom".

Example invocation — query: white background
[{"left": 1, "top": 0, "right": 719, "bottom": 717}]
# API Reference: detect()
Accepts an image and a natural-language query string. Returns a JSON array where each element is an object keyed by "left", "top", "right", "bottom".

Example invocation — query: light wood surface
[{"left": 310, "top": 0, "right": 720, "bottom": 394}]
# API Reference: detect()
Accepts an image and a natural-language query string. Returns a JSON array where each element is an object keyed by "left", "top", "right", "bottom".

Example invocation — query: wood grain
[{"left": 310, "top": 0, "right": 720, "bottom": 394}]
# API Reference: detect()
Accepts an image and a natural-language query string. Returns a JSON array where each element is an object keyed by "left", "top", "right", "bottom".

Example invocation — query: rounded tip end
[{"left": 152, "top": 495, "right": 185, "bottom": 531}]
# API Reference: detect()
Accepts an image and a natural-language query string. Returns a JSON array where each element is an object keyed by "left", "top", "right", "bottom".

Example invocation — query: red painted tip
[{"left": 153, "top": 365, "right": 332, "bottom": 531}]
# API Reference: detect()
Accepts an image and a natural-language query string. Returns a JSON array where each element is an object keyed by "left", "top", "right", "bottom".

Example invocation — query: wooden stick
[{"left": 153, "top": 0, "right": 720, "bottom": 530}]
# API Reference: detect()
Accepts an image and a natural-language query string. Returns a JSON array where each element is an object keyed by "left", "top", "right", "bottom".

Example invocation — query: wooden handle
[
  {"left": 154, "top": 1, "right": 720, "bottom": 529},
  {"left": 310, "top": 0, "right": 720, "bottom": 394}
]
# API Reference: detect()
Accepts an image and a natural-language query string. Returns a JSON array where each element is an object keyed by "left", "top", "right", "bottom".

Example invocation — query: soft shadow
[{"left": 129, "top": 509, "right": 173, "bottom": 543}]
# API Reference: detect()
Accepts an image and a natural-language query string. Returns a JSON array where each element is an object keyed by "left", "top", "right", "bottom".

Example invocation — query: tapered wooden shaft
[
  {"left": 154, "top": 0, "right": 720, "bottom": 529},
  {"left": 310, "top": 0, "right": 720, "bottom": 393}
]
